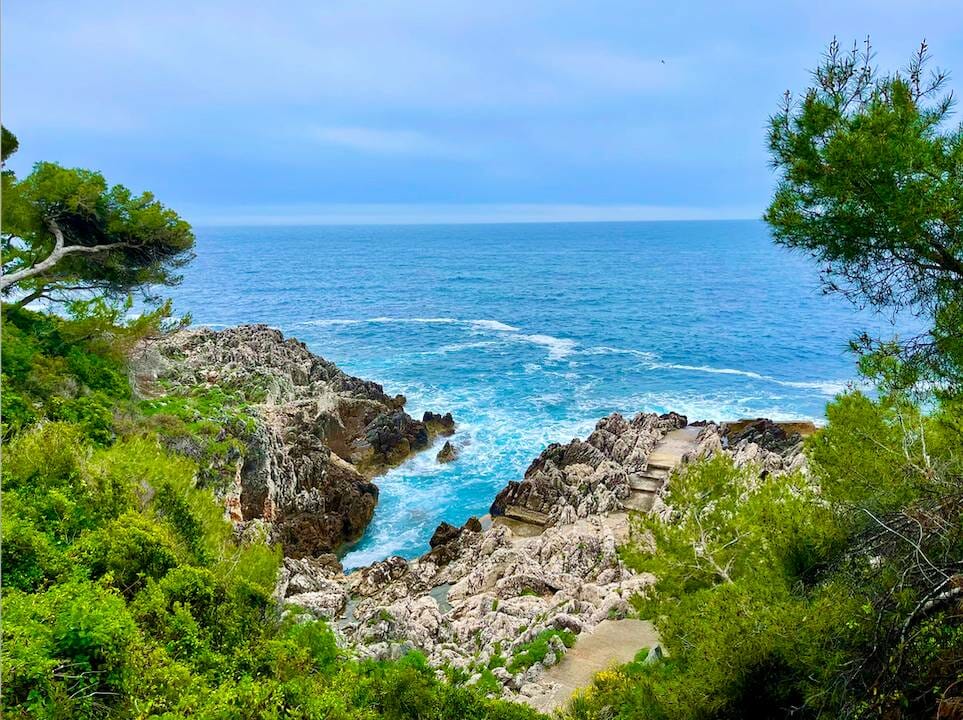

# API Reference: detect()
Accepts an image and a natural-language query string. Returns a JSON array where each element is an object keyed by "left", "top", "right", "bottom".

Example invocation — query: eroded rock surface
[
  {"left": 436, "top": 441, "right": 458, "bottom": 464},
  {"left": 133, "top": 324, "right": 452, "bottom": 555},
  {"left": 687, "top": 420, "right": 809, "bottom": 477},
  {"left": 490, "top": 412, "right": 687, "bottom": 525}
]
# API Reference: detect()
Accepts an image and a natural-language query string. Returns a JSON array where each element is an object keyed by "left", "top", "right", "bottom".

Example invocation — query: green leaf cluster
[
  {"left": 1, "top": 127, "right": 195, "bottom": 306},
  {"left": 765, "top": 39, "right": 963, "bottom": 394}
]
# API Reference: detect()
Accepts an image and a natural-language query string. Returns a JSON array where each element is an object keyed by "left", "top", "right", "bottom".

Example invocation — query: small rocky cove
[{"left": 135, "top": 324, "right": 812, "bottom": 708}]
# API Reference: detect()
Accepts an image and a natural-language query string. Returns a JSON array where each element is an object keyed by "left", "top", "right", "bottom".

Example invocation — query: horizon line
[{"left": 183, "top": 203, "right": 763, "bottom": 228}]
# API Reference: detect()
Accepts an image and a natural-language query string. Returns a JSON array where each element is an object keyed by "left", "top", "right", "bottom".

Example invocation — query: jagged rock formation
[
  {"left": 132, "top": 324, "right": 453, "bottom": 556},
  {"left": 685, "top": 420, "right": 810, "bottom": 477},
  {"left": 490, "top": 412, "right": 688, "bottom": 526},
  {"left": 436, "top": 440, "right": 458, "bottom": 463}
]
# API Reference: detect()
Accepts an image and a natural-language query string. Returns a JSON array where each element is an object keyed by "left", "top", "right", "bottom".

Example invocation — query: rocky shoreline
[
  {"left": 132, "top": 324, "right": 454, "bottom": 556},
  {"left": 135, "top": 324, "right": 814, "bottom": 705}
]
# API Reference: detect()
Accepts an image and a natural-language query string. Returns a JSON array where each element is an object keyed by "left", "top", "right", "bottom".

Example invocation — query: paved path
[
  {"left": 525, "top": 619, "right": 661, "bottom": 714},
  {"left": 514, "top": 427, "right": 701, "bottom": 713}
]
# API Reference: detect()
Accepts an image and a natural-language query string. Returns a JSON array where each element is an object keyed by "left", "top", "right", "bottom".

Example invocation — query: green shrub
[
  {"left": 0, "top": 304, "right": 136, "bottom": 442},
  {"left": 2, "top": 581, "right": 137, "bottom": 716},
  {"left": 566, "top": 388, "right": 963, "bottom": 719},
  {"left": 76, "top": 513, "right": 181, "bottom": 592},
  {"left": 808, "top": 391, "right": 926, "bottom": 514},
  {"left": 0, "top": 509, "right": 67, "bottom": 592},
  {"left": 508, "top": 629, "right": 576, "bottom": 673}
]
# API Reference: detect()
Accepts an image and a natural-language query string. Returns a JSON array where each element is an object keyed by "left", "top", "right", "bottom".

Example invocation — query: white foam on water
[
  {"left": 341, "top": 525, "right": 424, "bottom": 570},
  {"left": 583, "top": 345, "right": 658, "bottom": 361},
  {"left": 369, "top": 316, "right": 459, "bottom": 324},
  {"left": 573, "top": 343, "right": 847, "bottom": 397},
  {"left": 469, "top": 319, "right": 520, "bottom": 332},
  {"left": 301, "top": 316, "right": 458, "bottom": 327},
  {"left": 777, "top": 378, "right": 852, "bottom": 394},
  {"left": 302, "top": 316, "right": 520, "bottom": 331},
  {"left": 415, "top": 341, "right": 500, "bottom": 356},
  {"left": 299, "top": 317, "right": 583, "bottom": 364},
  {"left": 301, "top": 318, "right": 364, "bottom": 326},
  {"left": 653, "top": 361, "right": 847, "bottom": 396},
  {"left": 619, "top": 390, "right": 825, "bottom": 424},
  {"left": 528, "top": 393, "right": 566, "bottom": 408},
  {"left": 516, "top": 333, "right": 577, "bottom": 360}
]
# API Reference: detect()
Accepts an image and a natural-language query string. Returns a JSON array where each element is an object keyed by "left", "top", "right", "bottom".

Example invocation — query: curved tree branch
[{"left": 0, "top": 221, "right": 132, "bottom": 292}]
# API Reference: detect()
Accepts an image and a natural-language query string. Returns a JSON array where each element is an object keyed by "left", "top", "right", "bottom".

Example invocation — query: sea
[{"left": 164, "top": 220, "right": 909, "bottom": 569}]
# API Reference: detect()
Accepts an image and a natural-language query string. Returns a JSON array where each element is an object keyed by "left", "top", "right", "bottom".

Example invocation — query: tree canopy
[
  {"left": 1, "top": 127, "right": 195, "bottom": 307},
  {"left": 765, "top": 40, "right": 963, "bottom": 393}
]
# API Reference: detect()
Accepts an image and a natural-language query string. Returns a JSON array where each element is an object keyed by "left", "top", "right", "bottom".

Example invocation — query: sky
[{"left": 3, "top": 1, "right": 963, "bottom": 225}]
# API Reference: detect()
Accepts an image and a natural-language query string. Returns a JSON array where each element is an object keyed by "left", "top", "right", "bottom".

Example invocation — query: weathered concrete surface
[{"left": 526, "top": 618, "right": 661, "bottom": 714}]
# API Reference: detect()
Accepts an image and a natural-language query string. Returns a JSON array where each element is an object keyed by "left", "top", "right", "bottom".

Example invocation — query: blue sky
[{"left": 4, "top": 1, "right": 962, "bottom": 225}]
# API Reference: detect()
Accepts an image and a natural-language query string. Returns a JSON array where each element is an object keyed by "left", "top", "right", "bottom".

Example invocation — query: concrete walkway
[{"left": 525, "top": 619, "right": 661, "bottom": 714}]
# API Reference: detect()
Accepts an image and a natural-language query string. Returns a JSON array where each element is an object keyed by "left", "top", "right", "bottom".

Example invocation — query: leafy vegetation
[
  {"left": 139, "top": 386, "right": 257, "bottom": 492},
  {"left": 0, "top": 311, "right": 543, "bottom": 720},
  {"left": 567, "top": 386, "right": 962, "bottom": 719},
  {"left": 765, "top": 39, "right": 963, "bottom": 394},
  {"left": 507, "top": 629, "right": 576, "bottom": 673},
  {"left": 2, "top": 300, "right": 139, "bottom": 441},
  {"left": 4, "top": 36, "right": 962, "bottom": 720}
]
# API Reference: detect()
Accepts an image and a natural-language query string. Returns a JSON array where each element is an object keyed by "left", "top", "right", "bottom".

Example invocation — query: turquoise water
[{"left": 166, "top": 220, "right": 906, "bottom": 568}]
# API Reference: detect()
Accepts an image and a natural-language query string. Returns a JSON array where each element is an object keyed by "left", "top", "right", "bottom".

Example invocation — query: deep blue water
[{"left": 165, "top": 220, "right": 905, "bottom": 568}]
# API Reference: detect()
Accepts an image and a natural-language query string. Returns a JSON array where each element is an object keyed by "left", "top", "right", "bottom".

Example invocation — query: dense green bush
[
  {"left": 1, "top": 308, "right": 543, "bottom": 720},
  {"left": 567, "top": 389, "right": 963, "bottom": 720},
  {"left": 0, "top": 302, "right": 144, "bottom": 440}
]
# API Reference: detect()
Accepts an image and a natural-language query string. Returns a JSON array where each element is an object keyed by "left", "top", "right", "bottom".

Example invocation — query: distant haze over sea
[{"left": 165, "top": 220, "right": 914, "bottom": 566}]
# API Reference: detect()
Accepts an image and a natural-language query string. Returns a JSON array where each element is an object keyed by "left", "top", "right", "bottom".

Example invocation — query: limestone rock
[
  {"left": 263, "top": 406, "right": 814, "bottom": 701},
  {"left": 285, "top": 583, "right": 348, "bottom": 620},
  {"left": 489, "top": 412, "right": 687, "bottom": 524},
  {"left": 278, "top": 555, "right": 344, "bottom": 597},
  {"left": 132, "top": 324, "right": 453, "bottom": 555}
]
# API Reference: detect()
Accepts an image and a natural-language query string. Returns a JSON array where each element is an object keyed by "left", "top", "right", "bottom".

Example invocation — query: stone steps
[
  {"left": 623, "top": 491, "right": 656, "bottom": 512},
  {"left": 627, "top": 475, "right": 663, "bottom": 493},
  {"left": 504, "top": 504, "right": 550, "bottom": 527},
  {"left": 645, "top": 461, "right": 673, "bottom": 473},
  {"left": 622, "top": 426, "right": 703, "bottom": 513}
]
